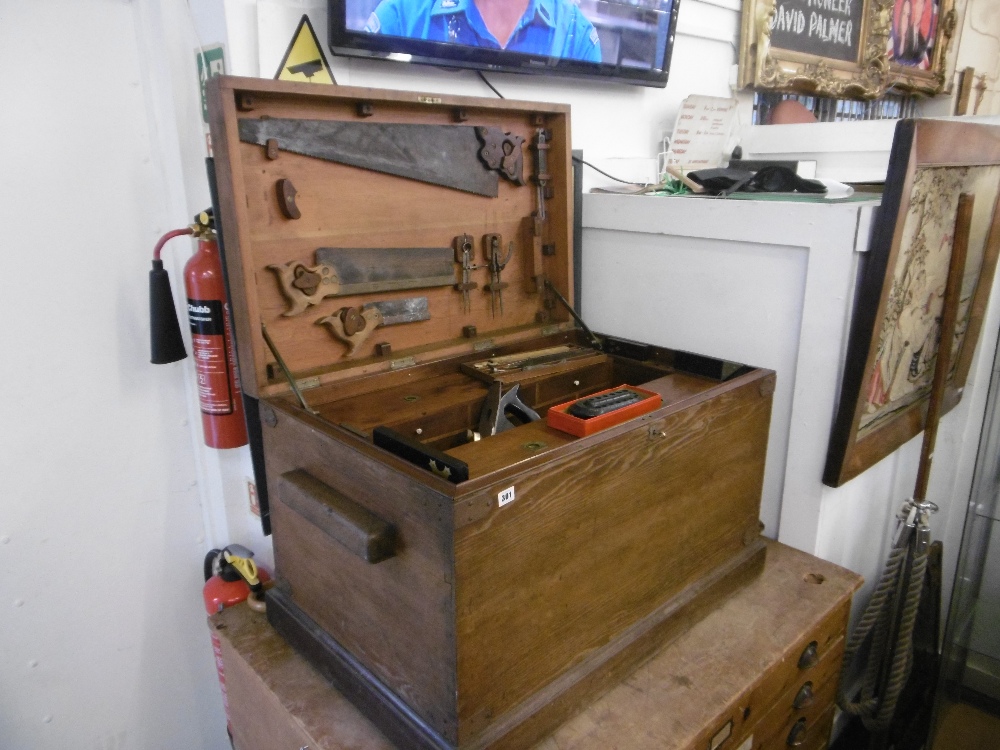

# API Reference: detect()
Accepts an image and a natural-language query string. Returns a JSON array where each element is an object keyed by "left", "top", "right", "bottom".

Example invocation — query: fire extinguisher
[
  {"left": 203, "top": 545, "right": 271, "bottom": 743},
  {"left": 149, "top": 210, "right": 248, "bottom": 449}
]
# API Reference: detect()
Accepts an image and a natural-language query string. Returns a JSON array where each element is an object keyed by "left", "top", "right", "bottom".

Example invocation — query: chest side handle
[{"left": 279, "top": 469, "right": 397, "bottom": 564}]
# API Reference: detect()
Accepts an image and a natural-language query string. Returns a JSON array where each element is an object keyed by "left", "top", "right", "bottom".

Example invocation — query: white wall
[
  {"left": 956, "top": 0, "right": 1000, "bottom": 115},
  {"left": 0, "top": 1, "right": 261, "bottom": 748}
]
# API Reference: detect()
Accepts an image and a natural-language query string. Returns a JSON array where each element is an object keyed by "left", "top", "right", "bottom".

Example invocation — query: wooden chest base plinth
[{"left": 267, "top": 539, "right": 767, "bottom": 750}]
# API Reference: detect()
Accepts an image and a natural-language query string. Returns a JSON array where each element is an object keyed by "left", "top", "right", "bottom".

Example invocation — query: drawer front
[
  {"left": 737, "top": 601, "right": 848, "bottom": 734},
  {"left": 745, "top": 636, "right": 843, "bottom": 746},
  {"left": 694, "top": 638, "right": 846, "bottom": 750},
  {"left": 752, "top": 656, "right": 843, "bottom": 750},
  {"left": 762, "top": 703, "right": 834, "bottom": 750},
  {"left": 715, "top": 599, "right": 847, "bottom": 750},
  {"left": 530, "top": 362, "right": 613, "bottom": 408}
]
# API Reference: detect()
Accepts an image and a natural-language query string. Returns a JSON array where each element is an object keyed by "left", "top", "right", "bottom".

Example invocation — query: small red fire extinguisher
[
  {"left": 203, "top": 545, "right": 271, "bottom": 742},
  {"left": 149, "top": 210, "right": 248, "bottom": 449}
]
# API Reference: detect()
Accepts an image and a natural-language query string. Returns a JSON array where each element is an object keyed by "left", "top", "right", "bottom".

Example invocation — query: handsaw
[
  {"left": 317, "top": 297, "right": 431, "bottom": 357},
  {"left": 239, "top": 118, "right": 499, "bottom": 197},
  {"left": 269, "top": 246, "right": 454, "bottom": 316}
]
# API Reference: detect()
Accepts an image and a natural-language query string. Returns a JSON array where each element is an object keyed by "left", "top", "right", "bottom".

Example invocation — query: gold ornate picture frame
[
  {"left": 739, "top": 0, "right": 957, "bottom": 99},
  {"left": 885, "top": 0, "right": 957, "bottom": 95},
  {"left": 739, "top": 0, "right": 892, "bottom": 99}
]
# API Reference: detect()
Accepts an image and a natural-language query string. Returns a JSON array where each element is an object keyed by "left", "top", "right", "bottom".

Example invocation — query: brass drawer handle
[
  {"left": 797, "top": 641, "right": 819, "bottom": 670},
  {"left": 279, "top": 469, "right": 397, "bottom": 563},
  {"left": 793, "top": 681, "right": 814, "bottom": 710},
  {"left": 787, "top": 717, "right": 808, "bottom": 746}
]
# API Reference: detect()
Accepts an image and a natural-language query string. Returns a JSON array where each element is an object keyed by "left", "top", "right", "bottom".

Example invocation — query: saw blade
[
  {"left": 364, "top": 297, "right": 431, "bottom": 326},
  {"left": 238, "top": 118, "right": 499, "bottom": 197},
  {"left": 316, "top": 247, "right": 455, "bottom": 295}
]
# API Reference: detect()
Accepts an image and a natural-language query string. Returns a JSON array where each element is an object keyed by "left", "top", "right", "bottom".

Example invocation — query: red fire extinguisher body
[
  {"left": 203, "top": 567, "right": 271, "bottom": 615},
  {"left": 184, "top": 238, "right": 248, "bottom": 449},
  {"left": 203, "top": 547, "right": 270, "bottom": 741}
]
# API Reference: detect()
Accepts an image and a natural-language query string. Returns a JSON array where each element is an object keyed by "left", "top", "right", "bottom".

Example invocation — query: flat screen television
[{"left": 329, "top": 0, "right": 682, "bottom": 88}]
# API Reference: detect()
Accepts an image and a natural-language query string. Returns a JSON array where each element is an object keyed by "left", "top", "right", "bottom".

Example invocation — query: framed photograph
[
  {"left": 824, "top": 120, "right": 1000, "bottom": 487},
  {"left": 885, "top": 0, "right": 958, "bottom": 95},
  {"left": 738, "top": 0, "right": 892, "bottom": 99}
]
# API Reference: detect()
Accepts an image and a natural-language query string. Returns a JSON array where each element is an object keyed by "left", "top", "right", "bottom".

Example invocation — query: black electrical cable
[
  {"left": 476, "top": 70, "right": 505, "bottom": 99},
  {"left": 571, "top": 155, "right": 636, "bottom": 185}
]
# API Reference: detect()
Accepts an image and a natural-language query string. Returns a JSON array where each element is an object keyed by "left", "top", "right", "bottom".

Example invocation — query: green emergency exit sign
[{"left": 197, "top": 45, "right": 226, "bottom": 124}]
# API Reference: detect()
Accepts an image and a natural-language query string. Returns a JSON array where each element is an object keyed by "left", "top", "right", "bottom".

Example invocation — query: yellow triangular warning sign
[{"left": 275, "top": 15, "right": 336, "bottom": 85}]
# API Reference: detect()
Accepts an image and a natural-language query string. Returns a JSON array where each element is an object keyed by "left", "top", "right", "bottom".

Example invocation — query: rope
[
  {"left": 837, "top": 512, "right": 931, "bottom": 732},
  {"left": 879, "top": 549, "right": 928, "bottom": 728},
  {"left": 838, "top": 543, "right": 907, "bottom": 719}
]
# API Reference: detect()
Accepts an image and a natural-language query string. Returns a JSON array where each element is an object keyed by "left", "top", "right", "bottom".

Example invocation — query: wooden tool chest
[
  {"left": 212, "top": 541, "right": 863, "bottom": 750},
  {"left": 207, "top": 76, "right": 777, "bottom": 750}
]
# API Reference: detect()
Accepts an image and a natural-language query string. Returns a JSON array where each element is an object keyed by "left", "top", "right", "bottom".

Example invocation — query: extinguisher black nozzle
[{"left": 149, "top": 260, "right": 188, "bottom": 365}]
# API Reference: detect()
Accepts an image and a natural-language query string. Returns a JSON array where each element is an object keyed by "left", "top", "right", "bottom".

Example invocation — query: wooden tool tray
[
  {"left": 207, "top": 77, "right": 776, "bottom": 750},
  {"left": 282, "top": 334, "right": 756, "bottom": 480}
]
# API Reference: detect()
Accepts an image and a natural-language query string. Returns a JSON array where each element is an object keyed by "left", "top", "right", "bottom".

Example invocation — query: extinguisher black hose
[{"left": 204, "top": 549, "right": 222, "bottom": 582}]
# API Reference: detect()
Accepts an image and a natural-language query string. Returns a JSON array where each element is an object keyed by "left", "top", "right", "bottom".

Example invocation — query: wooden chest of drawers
[
  {"left": 687, "top": 586, "right": 849, "bottom": 750},
  {"left": 211, "top": 541, "right": 862, "bottom": 750}
]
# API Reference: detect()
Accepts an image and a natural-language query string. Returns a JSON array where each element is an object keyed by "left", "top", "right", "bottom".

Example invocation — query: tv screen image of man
[{"left": 365, "top": 0, "right": 603, "bottom": 63}]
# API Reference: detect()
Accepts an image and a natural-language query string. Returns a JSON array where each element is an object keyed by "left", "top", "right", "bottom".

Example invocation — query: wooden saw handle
[{"left": 268, "top": 261, "right": 341, "bottom": 316}]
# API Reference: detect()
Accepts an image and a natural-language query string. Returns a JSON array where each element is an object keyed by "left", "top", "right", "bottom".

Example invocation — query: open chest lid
[{"left": 206, "top": 76, "right": 575, "bottom": 400}]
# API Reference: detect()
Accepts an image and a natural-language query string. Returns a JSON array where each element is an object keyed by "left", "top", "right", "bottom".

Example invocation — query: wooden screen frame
[{"left": 824, "top": 120, "right": 1000, "bottom": 487}]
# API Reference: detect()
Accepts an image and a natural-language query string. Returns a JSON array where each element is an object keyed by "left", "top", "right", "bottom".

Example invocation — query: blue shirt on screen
[{"left": 365, "top": 0, "right": 602, "bottom": 63}]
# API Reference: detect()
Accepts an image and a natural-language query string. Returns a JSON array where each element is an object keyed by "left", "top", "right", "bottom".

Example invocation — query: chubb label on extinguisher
[{"left": 188, "top": 299, "right": 236, "bottom": 415}]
